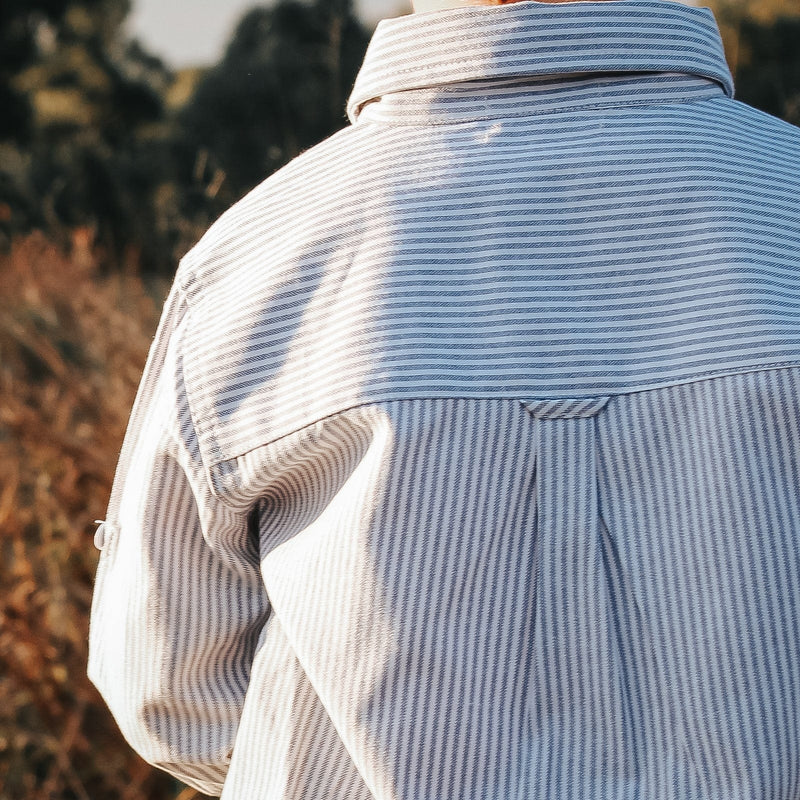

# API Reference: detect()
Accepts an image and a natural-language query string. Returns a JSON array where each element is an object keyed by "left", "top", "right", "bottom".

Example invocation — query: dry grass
[{"left": 0, "top": 234, "right": 210, "bottom": 799}]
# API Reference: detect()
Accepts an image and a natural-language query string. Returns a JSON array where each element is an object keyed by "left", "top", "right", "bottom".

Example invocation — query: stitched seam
[
  {"left": 357, "top": 91, "right": 726, "bottom": 128},
  {"left": 203, "top": 360, "right": 800, "bottom": 477}
]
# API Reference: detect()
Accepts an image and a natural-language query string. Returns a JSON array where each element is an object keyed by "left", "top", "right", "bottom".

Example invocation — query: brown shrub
[{"left": 0, "top": 234, "right": 209, "bottom": 800}]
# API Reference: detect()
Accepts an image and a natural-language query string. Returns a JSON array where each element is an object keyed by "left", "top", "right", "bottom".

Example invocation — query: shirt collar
[{"left": 347, "top": 0, "right": 734, "bottom": 124}]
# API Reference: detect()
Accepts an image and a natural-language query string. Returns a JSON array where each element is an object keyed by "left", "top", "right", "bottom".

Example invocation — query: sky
[{"left": 127, "top": 0, "right": 411, "bottom": 68}]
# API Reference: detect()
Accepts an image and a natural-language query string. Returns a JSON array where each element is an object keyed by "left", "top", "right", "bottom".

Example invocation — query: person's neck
[
  {"left": 412, "top": 0, "right": 533, "bottom": 10},
  {"left": 412, "top": 0, "right": 698, "bottom": 9}
]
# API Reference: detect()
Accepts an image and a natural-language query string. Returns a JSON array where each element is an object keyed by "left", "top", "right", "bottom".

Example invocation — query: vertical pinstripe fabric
[{"left": 89, "top": 2, "right": 800, "bottom": 798}]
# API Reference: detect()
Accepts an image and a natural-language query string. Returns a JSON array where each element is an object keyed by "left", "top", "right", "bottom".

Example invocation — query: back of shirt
[{"left": 88, "top": 2, "right": 800, "bottom": 798}]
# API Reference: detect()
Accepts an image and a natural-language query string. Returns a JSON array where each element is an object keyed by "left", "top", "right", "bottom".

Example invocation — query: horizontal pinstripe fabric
[{"left": 88, "top": 2, "right": 800, "bottom": 798}]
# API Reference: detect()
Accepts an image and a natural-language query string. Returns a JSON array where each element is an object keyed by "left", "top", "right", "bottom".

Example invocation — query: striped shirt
[{"left": 88, "top": 2, "right": 800, "bottom": 798}]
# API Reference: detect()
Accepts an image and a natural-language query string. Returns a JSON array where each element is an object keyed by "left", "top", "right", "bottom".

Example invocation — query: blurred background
[{"left": 0, "top": 0, "right": 798, "bottom": 797}]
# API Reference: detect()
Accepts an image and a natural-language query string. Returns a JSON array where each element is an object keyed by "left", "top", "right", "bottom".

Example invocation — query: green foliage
[
  {"left": 0, "top": 0, "right": 371, "bottom": 272},
  {"left": 0, "top": 0, "right": 175, "bottom": 268},
  {"left": 707, "top": 0, "right": 800, "bottom": 124},
  {"left": 734, "top": 16, "right": 800, "bottom": 125},
  {"left": 0, "top": 0, "right": 795, "bottom": 272},
  {"left": 173, "top": 0, "right": 369, "bottom": 247},
  {"left": 182, "top": 0, "right": 367, "bottom": 190}
]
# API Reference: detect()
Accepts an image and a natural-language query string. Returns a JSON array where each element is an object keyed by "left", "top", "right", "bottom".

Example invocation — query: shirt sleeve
[{"left": 87, "top": 280, "right": 272, "bottom": 797}]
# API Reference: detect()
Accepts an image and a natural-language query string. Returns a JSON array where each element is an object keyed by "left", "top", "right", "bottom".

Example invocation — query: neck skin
[
  {"left": 412, "top": 0, "right": 601, "bottom": 9},
  {"left": 412, "top": 0, "right": 536, "bottom": 9},
  {"left": 412, "top": 0, "right": 699, "bottom": 9}
]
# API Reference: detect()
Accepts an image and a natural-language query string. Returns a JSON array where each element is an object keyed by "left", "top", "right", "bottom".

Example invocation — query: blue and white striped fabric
[{"left": 88, "top": 2, "right": 800, "bottom": 798}]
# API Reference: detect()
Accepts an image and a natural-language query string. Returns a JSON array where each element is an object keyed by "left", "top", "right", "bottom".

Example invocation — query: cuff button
[{"left": 93, "top": 520, "right": 107, "bottom": 550}]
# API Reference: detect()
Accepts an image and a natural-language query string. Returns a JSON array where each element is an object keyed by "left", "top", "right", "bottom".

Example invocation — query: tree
[
  {"left": 732, "top": 16, "right": 800, "bottom": 125},
  {"left": 2, "top": 0, "right": 796, "bottom": 275},
  {"left": 0, "top": 0, "right": 175, "bottom": 266},
  {"left": 177, "top": 0, "right": 370, "bottom": 210},
  {"left": 709, "top": 0, "right": 800, "bottom": 124},
  {"left": 1, "top": 0, "right": 372, "bottom": 271}
]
